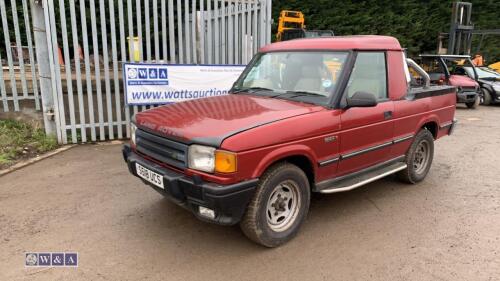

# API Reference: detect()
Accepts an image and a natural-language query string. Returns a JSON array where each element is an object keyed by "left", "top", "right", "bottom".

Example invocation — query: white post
[{"left": 31, "top": 0, "right": 57, "bottom": 136}]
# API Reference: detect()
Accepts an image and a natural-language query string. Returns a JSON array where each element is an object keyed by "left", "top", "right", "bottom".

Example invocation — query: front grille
[
  {"left": 461, "top": 86, "right": 477, "bottom": 92},
  {"left": 136, "top": 129, "right": 188, "bottom": 169}
]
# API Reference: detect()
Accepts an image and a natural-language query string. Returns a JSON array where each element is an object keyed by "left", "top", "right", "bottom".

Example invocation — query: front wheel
[
  {"left": 466, "top": 96, "right": 480, "bottom": 109},
  {"left": 481, "top": 89, "right": 492, "bottom": 105},
  {"left": 398, "top": 129, "right": 435, "bottom": 184},
  {"left": 240, "top": 163, "right": 310, "bottom": 247}
]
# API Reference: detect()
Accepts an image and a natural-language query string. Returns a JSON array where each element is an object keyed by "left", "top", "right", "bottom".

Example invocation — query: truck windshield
[{"left": 233, "top": 51, "right": 349, "bottom": 105}]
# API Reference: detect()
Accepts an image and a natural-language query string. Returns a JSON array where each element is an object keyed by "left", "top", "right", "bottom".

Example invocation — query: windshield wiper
[
  {"left": 266, "top": 90, "right": 327, "bottom": 101},
  {"left": 230, "top": 87, "right": 274, "bottom": 94},
  {"left": 283, "top": 90, "right": 327, "bottom": 98}
]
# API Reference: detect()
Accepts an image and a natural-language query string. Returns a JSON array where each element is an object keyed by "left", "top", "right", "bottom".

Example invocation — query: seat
[
  {"left": 294, "top": 65, "right": 323, "bottom": 92},
  {"left": 348, "top": 68, "right": 386, "bottom": 100}
]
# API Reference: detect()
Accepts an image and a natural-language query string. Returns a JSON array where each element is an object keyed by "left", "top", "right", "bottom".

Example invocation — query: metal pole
[
  {"left": 177, "top": 0, "right": 184, "bottom": 63},
  {"left": 0, "top": 0, "right": 20, "bottom": 111},
  {"left": 266, "top": 0, "right": 272, "bottom": 44},
  {"left": 69, "top": 0, "right": 87, "bottom": 142},
  {"left": 31, "top": 0, "right": 56, "bottom": 136},
  {"left": 80, "top": 0, "right": 97, "bottom": 141},
  {"left": 214, "top": 0, "right": 219, "bottom": 63},
  {"left": 168, "top": 0, "right": 176, "bottom": 63},
  {"left": 199, "top": 0, "right": 205, "bottom": 63},
  {"left": 184, "top": 0, "right": 190, "bottom": 63},
  {"left": 10, "top": 0, "right": 30, "bottom": 99},
  {"left": 22, "top": 0, "right": 40, "bottom": 110},
  {"left": 0, "top": 54, "right": 7, "bottom": 112},
  {"left": 47, "top": 0, "right": 68, "bottom": 143},
  {"left": 207, "top": 0, "right": 212, "bottom": 64},
  {"left": 191, "top": 0, "right": 197, "bottom": 64},
  {"left": 221, "top": 0, "right": 226, "bottom": 64}
]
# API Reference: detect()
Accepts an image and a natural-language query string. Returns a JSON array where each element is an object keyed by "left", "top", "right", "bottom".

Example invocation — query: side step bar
[{"left": 318, "top": 162, "right": 407, "bottom": 194}]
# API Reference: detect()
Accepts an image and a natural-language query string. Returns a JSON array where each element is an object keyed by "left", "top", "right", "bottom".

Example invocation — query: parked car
[
  {"left": 418, "top": 54, "right": 480, "bottom": 109},
  {"left": 123, "top": 36, "right": 457, "bottom": 247},
  {"left": 462, "top": 66, "right": 500, "bottom": 105}
]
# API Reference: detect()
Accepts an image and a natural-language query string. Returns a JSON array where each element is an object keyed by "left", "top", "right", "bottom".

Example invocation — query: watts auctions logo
[
  {"left": 25, "top": 252, "right": 78, "bottom": 267},
  {"left": 125, "top": 65, "right": 169, "bottom": 87}
]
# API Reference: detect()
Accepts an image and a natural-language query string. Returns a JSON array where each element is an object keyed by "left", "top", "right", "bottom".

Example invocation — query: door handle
[{"left": 384, "top": 111, "right": 393, "bottom": 120}]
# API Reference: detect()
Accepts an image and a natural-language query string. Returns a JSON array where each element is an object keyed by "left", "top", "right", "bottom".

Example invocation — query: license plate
[{"left": 135, "top": 163, "right": 164, "bottom": 189}]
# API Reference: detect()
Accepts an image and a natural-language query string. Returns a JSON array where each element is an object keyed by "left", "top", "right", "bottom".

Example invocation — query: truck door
[{"left": 338, "top": 52, "right": 395, "bottom": 176}]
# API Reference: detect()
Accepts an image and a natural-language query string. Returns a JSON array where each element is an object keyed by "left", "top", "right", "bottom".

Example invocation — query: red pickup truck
[{"left": 123, "top": 36, "right": 457, "bottom": 247}]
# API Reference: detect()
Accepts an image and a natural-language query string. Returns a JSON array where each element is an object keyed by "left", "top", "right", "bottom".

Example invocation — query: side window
[
  {"left": 420, "top": 57, "right": 446, "bottom": 83},
  {"left": 346, "top": 52, "right": 387, "bottom": 101}
]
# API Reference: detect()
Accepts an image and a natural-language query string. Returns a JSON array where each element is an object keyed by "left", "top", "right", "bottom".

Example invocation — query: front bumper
[
  {"left": 123, "top": 144, "right": 257, "bottom": 225},
  {"left": 457, "top": 91, "right": 478, "bottom": 103}
]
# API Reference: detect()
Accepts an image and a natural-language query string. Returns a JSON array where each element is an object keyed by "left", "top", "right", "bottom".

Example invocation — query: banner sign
[{"left": 123, "top": 63, "right": 245, "bottom": 105}]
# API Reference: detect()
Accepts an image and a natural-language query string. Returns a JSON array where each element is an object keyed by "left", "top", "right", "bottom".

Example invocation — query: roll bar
[{"left": 406, "top": 58, "right": 430, "bottom": 89}]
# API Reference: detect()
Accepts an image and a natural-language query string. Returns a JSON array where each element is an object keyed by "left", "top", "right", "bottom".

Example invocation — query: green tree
[{"left": 272, "top": 0, "right": 500, "bottom": 62}]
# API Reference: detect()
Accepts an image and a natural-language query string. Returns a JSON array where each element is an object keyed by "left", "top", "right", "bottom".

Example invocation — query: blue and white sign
[{"left": 123, "top": 63, "right": 245, "bottom": 105}]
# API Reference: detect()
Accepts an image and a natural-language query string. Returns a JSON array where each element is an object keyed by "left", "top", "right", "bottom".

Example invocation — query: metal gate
[{"left": 0, "top": 0, "right": 272, "bottom": 144}]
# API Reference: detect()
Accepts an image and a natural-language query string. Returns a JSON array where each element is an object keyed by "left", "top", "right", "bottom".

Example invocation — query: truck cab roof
[
  {"left": 420, "top": 54, "right": 472, "bottom": 59},
  {"left": 260, "top": 35, "right": 403, "bottom": 52}
]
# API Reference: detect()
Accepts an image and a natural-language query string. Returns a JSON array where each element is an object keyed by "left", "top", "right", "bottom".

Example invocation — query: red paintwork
[
  {"left": 260, "top": 35, "right": 403, "bottom": 52},
  {"left": 135, "top": 95, "right": 324, "bottom": 142},
  {"left": 448, "top": 75, "right": 478, "bottom": 88},
  {"left": 133, "top": 36, "right": 456, "bottom": 186}
]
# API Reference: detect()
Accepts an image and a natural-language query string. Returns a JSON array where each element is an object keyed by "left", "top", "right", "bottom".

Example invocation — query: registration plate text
[{"left": 135, "top": 163, "right": 164, "bottom": 189}]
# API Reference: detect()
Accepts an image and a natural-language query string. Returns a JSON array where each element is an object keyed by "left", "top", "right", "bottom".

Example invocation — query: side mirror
[{"left": 346, "top": 91, "right": 378, "bottom": 108}]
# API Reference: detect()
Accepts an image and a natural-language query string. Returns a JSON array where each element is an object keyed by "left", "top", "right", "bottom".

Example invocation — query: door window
[{"left": 345, "top": 52, "right": 388, "bottom": 101}]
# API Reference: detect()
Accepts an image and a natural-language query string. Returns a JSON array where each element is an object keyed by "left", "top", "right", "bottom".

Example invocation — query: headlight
[
  {"left": 130, "top": 123, "right": 137, "bottom": 146},
  {"left": 493, "top": 85, "right": 500, "bottom": 92},
  {"left": 188, "top": 145, "right": 216, "bottom": 173},
  {"left": 188, "top": 145, "right": 237, "bottom": 173}
]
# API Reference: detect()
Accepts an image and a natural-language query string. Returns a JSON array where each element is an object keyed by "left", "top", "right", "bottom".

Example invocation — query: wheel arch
[
  {"left": 251, "top": 145, "right": 317, "bottom": 187},
  {"left": 481, "top": 84, "right": 494, "bottom": 94},
  {"left": 417, "top": 116, "right": 440, "bottom": 139},
  {"left": 421, "top": 121, "right": 438, "bottom": 139}
]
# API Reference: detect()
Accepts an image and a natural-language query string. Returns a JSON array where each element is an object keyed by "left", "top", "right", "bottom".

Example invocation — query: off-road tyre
[
  {"left": 240, "top": 162, "right": 310, "bottom": 248},
  {"left": 398, "top": 129, "right": 435, "bottom": 184}
]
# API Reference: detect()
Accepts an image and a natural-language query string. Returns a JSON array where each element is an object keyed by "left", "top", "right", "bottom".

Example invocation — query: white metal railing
[
  {"left": 0, "top": 0, "right": 272, "bottom": 144},
  {"left": 0, "top": 0, "right": 40, "bottom": 112}
]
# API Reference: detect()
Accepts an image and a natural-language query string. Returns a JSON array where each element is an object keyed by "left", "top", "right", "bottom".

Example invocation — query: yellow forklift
[
  {"left": 276, "top": 10, "right": 334, "bottom": 42},
  {"left": 276, "top": 10, "right": 305, "bottom": 42}
]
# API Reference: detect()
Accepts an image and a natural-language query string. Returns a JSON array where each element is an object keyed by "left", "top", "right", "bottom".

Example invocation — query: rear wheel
[
  {"left": 398, "top": 129, "right": 435, "bottom": 184},
  {"left": 240, "top": 163, "right": 310, "bottom": 247},
  {"left": 466, "top": 96, "right": 480, "bottom": 109}
]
